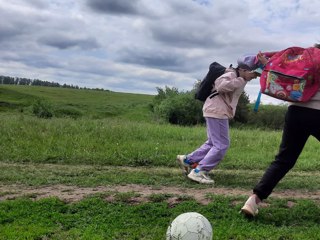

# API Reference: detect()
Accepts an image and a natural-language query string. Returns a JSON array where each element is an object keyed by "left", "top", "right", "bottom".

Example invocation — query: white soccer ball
[{"left": 166, "top": 212, "right": 213, "bottom": 240}]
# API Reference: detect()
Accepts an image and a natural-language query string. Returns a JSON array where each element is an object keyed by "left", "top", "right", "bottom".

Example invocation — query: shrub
[
  {"left": 150, "top": 86, "right": 179, "bottom": 112},
  {"left": 32, "top": 99, "right": 53, "bottom": 118},
  {"left": 247, "top": 104, "right": 287, "bottom": 130},
  {"left": 154, "top": 92, "right": 203, "bottom": 125}
]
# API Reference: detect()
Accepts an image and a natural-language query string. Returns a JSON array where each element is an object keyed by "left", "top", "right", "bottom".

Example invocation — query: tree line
[{"left": 0, "top": 75, "right": 108, "bottom": 91}]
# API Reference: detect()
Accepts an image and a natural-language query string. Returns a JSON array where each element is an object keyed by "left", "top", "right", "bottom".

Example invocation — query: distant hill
[{"left": 0, "top": 85, "right": 154, "bottom": 121}]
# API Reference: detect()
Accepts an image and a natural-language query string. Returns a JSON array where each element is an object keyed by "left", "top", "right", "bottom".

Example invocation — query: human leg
[
  {"left": 241, "top": 106, "right": 318, "bottom": 217},
  {"left": 197, "top": 117, "right": 230, "bottom": 171},
  {"left": 253, "top": 106, "right": 312, "bottom": 200},
  {"left": 181, "top": 118, "right": 229, "bottom": 166},
  {"left": 177, "top": 117, "right": 216, "bottom": 173},
  {"left": 176, "top": 119, "right": 213, "bottom": 175},
  {"left": 187, "top": 118, "right": 229, "bottom": 184},
  {"left": 187, "top": 140, "right": 213, "bottom": 163}
]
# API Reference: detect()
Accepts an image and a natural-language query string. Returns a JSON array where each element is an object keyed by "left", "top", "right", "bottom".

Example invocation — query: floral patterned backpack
[{"left": 260, "top": 46, "right": 320, "bottom": 102}]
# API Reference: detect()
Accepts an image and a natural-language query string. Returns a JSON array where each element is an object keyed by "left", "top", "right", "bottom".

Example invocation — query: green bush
[
  {"left": 247, "top": 104, "right": 287, "bottom": 130},
  {"left": 32, "top": 99, "right": 53, "bottom": 118},
  {"left": 154, "top": 92, "right": 203, "bottom": 125},
  {"left": 152, "top": 86, "right": 179, "bottom": 107}
]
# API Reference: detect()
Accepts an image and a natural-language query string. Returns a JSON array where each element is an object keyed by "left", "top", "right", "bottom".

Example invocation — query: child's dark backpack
[{"left": 195, "top": 62, "right": 226, "bottom": 102}]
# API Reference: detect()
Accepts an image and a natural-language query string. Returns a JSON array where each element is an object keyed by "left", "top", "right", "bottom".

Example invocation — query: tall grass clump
[{"left": 31, "top": 98, "right": 54, "bottom": 118}]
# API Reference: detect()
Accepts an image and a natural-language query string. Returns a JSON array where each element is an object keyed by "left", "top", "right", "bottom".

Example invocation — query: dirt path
[{"left": 0, "top": 184, "right": 319, "bottom": 205}]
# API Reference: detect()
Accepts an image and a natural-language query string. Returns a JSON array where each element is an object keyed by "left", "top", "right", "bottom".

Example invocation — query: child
[{"left": 177, "top": 59, "right": 258, "bottom": 184}]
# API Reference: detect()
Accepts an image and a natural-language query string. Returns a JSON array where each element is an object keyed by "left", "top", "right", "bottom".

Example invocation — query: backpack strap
[
  {"left": 209, "top": 90, "right": 219, "bottom": 99},
  {"left": 231, "top": 65, "right": 240, "bottom": 78},
  {"left": 232, "top": 68, "right": 240, "bottom": 77},
  {"left": 236, "top": 69, "right": 240, "bottom": 78},
  {"left": 253, "top": 91, "right": 262, "bottom": 112}
]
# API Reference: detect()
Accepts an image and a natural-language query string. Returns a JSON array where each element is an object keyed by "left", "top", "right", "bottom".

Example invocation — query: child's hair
[{"left": 314, "top": 43, "right": 320, "bottom": 49}]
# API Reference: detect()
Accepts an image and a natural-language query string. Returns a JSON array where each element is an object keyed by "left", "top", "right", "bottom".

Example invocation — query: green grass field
[{"left": 0, "top": 85, "right": 319, "bottom": 239}]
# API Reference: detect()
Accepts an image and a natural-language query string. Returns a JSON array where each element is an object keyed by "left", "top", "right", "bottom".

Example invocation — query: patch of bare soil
[{"left": 0, "top": 184, "right": 319, "bottom": 206}]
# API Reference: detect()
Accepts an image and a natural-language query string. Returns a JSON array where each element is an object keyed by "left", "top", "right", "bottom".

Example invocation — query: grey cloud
[
  {"left": 0, "top": 24, "right": 21, "bottom": 42},
  {"left": 118, "top": 47, "right": 187, "bottom": 72},
  {"left": 25, "top": 58, "right": 63, "bottom": 69},
  {"left": 193, "top": 0, "right": 210, "bottom": 5},
  {"left": 0, "top": 10, "right": 33, "bottom": 43},
  {"left": 87, "top": 0, "right": 142, "bottom": 15},
  {"left": 3, "top": 53, "right": 63, "bottom": 69},
  {"left": 150, "top": 24, "right": 223, "bottom": 49},
  {"left": 27, "top": 0, "right": 48, "bottom": 9},
  {"left": 145, "top": 2, "right": 241, "bottom": 49},
  {"left": 38, "top": 35, "right": 100, "bottom": 50}
]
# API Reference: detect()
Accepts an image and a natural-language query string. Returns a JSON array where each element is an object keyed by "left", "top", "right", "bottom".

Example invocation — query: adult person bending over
[{"left": 241, "top": 43, "right": 320, "bottom": 217}]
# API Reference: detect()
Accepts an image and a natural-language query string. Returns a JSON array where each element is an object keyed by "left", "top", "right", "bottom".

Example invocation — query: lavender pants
[{"left": 187, "top": 117, "right": 230, "bottom": 171}]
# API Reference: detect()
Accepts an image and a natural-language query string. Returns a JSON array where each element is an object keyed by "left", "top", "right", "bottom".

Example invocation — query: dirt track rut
[{"left": 0, "top": 184, "right": 319, "bottom": 205}]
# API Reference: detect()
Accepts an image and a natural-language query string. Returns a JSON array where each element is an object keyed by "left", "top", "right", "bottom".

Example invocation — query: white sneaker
[
  {"left": 241, "top": 195, "right": 259, "bottom": 217},
  {"left": 187, "top": 169, "right": 214, "bottom": 184},
  {"left": 176, "top": 155, "right": 192, "bottom": 175}
]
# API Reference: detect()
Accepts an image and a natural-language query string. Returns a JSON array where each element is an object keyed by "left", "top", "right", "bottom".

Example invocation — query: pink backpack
[{"left": 260, "top": 46, "right": 320, "bottom": 102}]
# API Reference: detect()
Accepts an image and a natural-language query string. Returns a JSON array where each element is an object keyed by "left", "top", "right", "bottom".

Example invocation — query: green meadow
[{"left": 0, "top": 85, "right": 319, "bottom": 239}]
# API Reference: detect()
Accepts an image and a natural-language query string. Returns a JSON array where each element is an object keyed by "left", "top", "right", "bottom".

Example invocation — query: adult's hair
[{"left": 314, "top": 43, "right": 320, "bottom": 49}]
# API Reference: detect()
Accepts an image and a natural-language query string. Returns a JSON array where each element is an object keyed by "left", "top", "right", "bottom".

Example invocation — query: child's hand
[{"left": 257, "top": 51, "right": 268, "bottom": 65}]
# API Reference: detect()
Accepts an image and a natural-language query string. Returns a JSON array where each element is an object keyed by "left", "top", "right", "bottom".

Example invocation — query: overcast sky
[{"left": 1, "top": 0, "right": 320, "bottom": 104}]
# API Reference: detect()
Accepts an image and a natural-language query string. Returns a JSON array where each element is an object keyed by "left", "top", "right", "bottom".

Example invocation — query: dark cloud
[
  {"left": 38, "top": 35, "right": 100, "bottom": 50},
  {"left": 145, "top": 2, "right": 229, "bottom": 49},
  {"left": 0, "top": 9, "right": 33, "bottom": 43},
  {"left": 150, "top": 24, "right": 223, "bottom": 49},
  {"left": 0, "top": 24, "right": 21, "bottom": 42},
  {"left": 87, "top": 0, "right": 142, "bottom": 15},
  {"left": 118, "top": 47, "right": 187, "bottom": 72}
]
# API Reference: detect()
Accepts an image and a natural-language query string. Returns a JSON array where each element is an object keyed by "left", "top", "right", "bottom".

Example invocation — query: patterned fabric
[{"left": 260, "top": 46, "right": 320, "bottom": 102}]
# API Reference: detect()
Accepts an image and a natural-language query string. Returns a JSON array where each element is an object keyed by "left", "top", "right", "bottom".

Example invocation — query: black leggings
[{"left": 253, "top": 105, "right": 320, "bottom": 200}]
